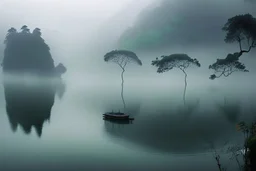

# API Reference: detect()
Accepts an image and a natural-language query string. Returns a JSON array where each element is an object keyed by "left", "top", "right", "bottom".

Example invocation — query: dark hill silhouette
[
  {"left": 118, "top": 0, "right": 256, "bottom": 51},
  {"left": 2, "top": 26, "right": 66, "bottom": 77}
]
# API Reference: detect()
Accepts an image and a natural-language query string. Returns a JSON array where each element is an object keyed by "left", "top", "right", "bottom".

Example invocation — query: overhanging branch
[{"left": 240, "top": 40, "right": 255, "bottom": 54}]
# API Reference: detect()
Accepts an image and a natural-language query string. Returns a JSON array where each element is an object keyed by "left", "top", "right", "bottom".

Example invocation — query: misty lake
[
  {"left": 0, "top": 0, "right": 256, "bottom": 170},
  {"left": 0, "top": 76, "right": 255, "bottom": 171}
]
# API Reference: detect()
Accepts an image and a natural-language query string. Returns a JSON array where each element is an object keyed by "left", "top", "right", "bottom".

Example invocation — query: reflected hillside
[
  {"left": 175, "top": 98, "right": 200, "bottom": 118},
  {"left": 216, "top": 97, "right": 241, "bottom": 124},
  {"left": 3, "top": 77, "right": 65, "bottom": 137},
  {"left": 104, "top": 97, "right": 253, "bottom": 154},
  {"left": 55, "top": 78, "right": 66, "bottom": 100}
]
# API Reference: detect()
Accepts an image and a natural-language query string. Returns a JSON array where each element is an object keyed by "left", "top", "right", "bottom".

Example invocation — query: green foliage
[
  {"left": 248, "top": 136, "right": 256, "bottom": 148},
  {"left": 236, "top": 121, "right": 256, "bottom": 141},
  {"left": 151, "top": 54, "right": 200, "bottom": 73},
  {"left": 236, "top": 121, "right": 256, "bottom": 170}
]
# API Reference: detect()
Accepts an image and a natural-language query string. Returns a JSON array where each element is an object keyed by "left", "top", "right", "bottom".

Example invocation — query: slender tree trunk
[
  {"left": 121, "top": 68, "right": 126, "bottom": 111},
  {"left": 182, "top": 70, "right": 187, "bottom": 105},
  {"left": 235, "top": 158, "right": 242, "bottom": 171},
  {"left": 243, "top": 131, "right": 250, "bottom": 171},
  {"left": 215, "top": 155, "right": 222, "bottom": 171}
]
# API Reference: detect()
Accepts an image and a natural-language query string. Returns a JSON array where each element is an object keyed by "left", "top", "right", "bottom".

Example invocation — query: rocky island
[{"left": 2, "top": 25, "right": 66, "bottom": 77}]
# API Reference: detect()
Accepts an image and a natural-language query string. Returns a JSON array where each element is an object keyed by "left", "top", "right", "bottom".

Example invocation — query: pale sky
[
  {"left": 0, "top": 0, "right": 155, "bottom": 63},
  {"left": 0, "top": 0, "right": 135, "bottom": 30},
  {"left": 1, "top": 0, "right": 254, "bottom": 86}
]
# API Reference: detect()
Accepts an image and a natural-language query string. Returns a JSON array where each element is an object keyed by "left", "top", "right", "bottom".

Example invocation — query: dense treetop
[
  {"left": 209, "top": 13, "right": 256, "bottom": 79},
  {"left": 209, "top": 53, "right": 248, "bottom": 80},
  {"left": 104, "top": 50, "right": 142, "bottom": 67},
  {"left": 2, "top": 25, "right": 55, "bottom": 75},
  {"left": 222, "top": 13, "right": 256, "bottom": 56},
  {"left": 152, "top": 54, "right": 200, "bottom": 73},
  {"left": 223, "top": 14, "right": 256, "bottom": 44}
]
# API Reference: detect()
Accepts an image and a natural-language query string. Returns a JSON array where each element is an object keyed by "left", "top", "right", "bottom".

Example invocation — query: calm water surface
[{"left": 0, "top": 78, "right": 255, "bottom": 171}]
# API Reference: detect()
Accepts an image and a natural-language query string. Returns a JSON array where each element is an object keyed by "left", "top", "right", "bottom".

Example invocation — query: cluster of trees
[
  {"left": 209, "top": 14, "right": 256, "bottom": 80},
  {"left": 104, "top": 14, "right": 256, "bottom": 170},
  {"left": 236, "top": 122, "right": 256, "bottom": 171},
  {"left": 104, "top": 13, "right": 256, "bottom": 106},
  {"left": 2, "top": 25, "right": 67, "bottom": 77}
]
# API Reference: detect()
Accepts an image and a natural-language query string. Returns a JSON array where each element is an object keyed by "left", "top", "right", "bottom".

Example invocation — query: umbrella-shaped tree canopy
[
  {"left": 152, "top": 53, "right": 200, "bottom": 73},
  {"left": 104, "top": 50, "right": 142, "bottom": 111},
  {"left": 152, "top": 53, "right": 200, "bottom": 105},
  {"left": 104, "top": 50, "right": 142, "bottom": 67},
  {"left": 209, "top": 53, "right": 248, "bottom": 80}
]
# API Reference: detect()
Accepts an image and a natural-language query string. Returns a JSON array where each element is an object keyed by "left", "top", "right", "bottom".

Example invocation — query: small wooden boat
[{"left": 103, "top": 111, "right": 134, "bottom": 121}]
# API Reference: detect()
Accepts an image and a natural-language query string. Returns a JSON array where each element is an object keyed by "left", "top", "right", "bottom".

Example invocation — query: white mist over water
[{"left": 0, "top": 1, "right": 256, "bottom": 171}]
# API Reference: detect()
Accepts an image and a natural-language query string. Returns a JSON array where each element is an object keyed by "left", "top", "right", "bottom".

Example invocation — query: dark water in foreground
[{"left": 0, "top": 77, "right": 255, "bottom": 171}]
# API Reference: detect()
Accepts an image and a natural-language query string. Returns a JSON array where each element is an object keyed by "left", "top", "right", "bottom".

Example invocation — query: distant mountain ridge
[{"left": 117, "top": 0, "right": 256, "bottom": 51}]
